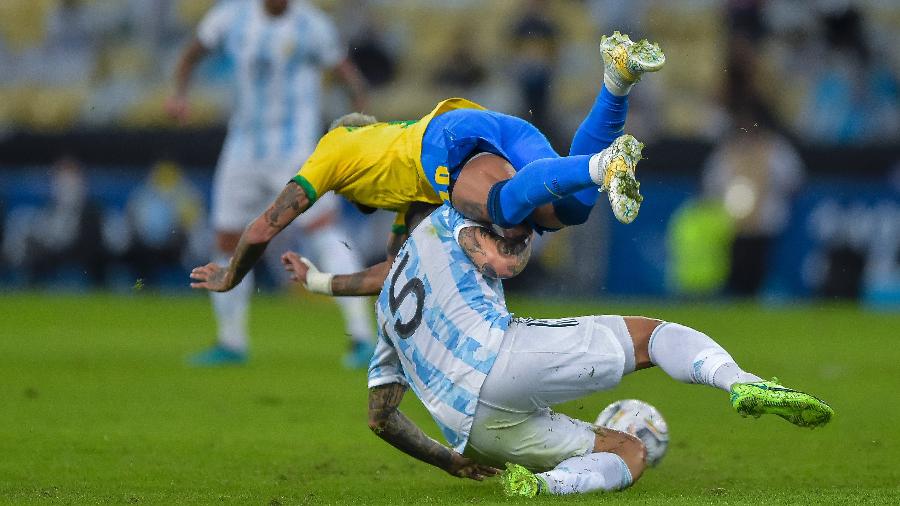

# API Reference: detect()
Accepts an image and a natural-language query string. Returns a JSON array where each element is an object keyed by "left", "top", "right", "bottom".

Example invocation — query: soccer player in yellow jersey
[{"left": 191, "top": 32, "right": 665, "bottom": 295}]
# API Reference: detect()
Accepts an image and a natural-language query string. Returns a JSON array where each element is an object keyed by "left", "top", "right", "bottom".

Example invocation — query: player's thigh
[
  {"left": 479, "top": 316, "right": 628, "bottom": 412},
  {"left": 211, "top": 155, "right": 270, "bottom": 233},
  {"left": 495, "top": 114, "right": 559, "bottom": 169},
  {"left": 466, "top": 403, "right": 596, "bottom": 472},
  {"left": 449, "top": 153, "right": 513, "bottom": 222}
]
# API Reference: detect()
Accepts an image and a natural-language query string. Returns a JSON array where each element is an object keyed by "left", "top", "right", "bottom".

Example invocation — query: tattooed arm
[
  {"left": 190, "top": 181, "right": 310, "bottom": 292},
  {"left": 367, "top": 383, "right": 499, "bottom": 480},
  {"left": 456, "top": 226, "right": 533, "bottom": 279}
]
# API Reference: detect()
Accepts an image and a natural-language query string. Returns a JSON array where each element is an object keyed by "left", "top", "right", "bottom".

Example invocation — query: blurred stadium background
[
  {"left": 0, "top": 0, "right": 897, "bottom": 302},
  {"left": 1, "top": 0, "right": 899, "bottom": 504}
]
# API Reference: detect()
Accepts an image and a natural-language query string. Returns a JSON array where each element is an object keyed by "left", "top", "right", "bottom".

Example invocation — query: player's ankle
[{"left": 604, "top": 74, "right": 634, "bottom": 97}]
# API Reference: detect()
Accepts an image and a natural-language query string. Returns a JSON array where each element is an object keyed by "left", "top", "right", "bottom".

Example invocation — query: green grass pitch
[{"left": 2, "top": 292, "right": 899, "bottom": 505}]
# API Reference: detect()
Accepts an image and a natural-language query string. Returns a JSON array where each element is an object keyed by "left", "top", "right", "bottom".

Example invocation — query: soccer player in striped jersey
[
  {"left": 323, "top": 205, "right": 833, "bottom": 497},
  {"left": 170, "top": 0, "right": 375, "bottom": 367},
  {"left": 189, "top": 32, "right": 662, "bottom": 298}
]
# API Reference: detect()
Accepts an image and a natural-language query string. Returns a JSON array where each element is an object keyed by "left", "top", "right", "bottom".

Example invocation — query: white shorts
[
  {"left": 465, "top": 315, "right": 632, "bottom": 471},
  {"left": 211, "top": 150, "right": 338, "bottom": 232}
]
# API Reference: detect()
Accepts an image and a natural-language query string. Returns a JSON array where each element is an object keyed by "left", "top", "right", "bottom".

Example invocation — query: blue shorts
[{"left": 420, "top": 108, "right": 558, "bottom": 204}]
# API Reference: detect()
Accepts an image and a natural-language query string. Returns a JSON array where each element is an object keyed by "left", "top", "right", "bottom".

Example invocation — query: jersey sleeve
[
  {"left": 196, "top": 1, "right": 238, "bottom": 50},
  {"left": 367, "top": 334, "right": 408, "bottom": 389},
  {"left": 448, "top": 207, "right": 488, "bottom": 245},
  {"left": 391, "top": 210, "right": 408, "bottom": 236},
  {"left": 292, "top": 134, "right": 342, "bottom": 204}
]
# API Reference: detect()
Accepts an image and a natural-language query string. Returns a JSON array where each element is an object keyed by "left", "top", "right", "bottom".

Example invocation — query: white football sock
[
  {"left": 603, "top": 74, "right": 633, "bottom": 97},
  {"left": 211, "top": 253, "right": 252, "bottom": 353},
  {"left": 648, "top": 322, "right": 762, "bottom": 392},
  {"left": 537, "top": 452, "right": 632, "bottom": 495},
  {"left": 335, "top": 296, "right": 375, "bottom": 344},
  {"left": 308, "top": 225, "right": 375, "bottom": 344}
]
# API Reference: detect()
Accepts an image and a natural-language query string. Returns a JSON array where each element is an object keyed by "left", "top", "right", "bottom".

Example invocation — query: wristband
[{"left": 305, "top": 270, "right": 334, "bottom": 295}]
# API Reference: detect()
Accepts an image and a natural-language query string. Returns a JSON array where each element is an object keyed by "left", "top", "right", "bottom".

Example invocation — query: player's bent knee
[{"left": 593, "top": 427, "right": 647, "bottom": 482}]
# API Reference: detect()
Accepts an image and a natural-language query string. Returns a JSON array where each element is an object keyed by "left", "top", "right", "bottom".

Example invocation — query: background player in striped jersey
[
  {"left": 297, "top": 204, "right": 833, "bottom": 497},
  {"left": 169, "top": 0, "right": 374, "bottom": 367}
]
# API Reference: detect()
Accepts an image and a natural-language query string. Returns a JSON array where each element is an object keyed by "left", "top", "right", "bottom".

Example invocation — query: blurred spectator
[
  {"left": 702, "top": 95, "right": 804, "bottom": 297},
  {"left": 341, "top": 1, "right": 397, "bottom": 90},
  {"left": 123, "top": 160, "right": 204, "bottom": 284},
  {"left": 1, "top": 157, "right": 107, "bottom": 287},
  {"left": 800, "top": 6, "right": 899, "bottom": 145},
  {"left": 667, "top": 199, "right": 735, "bottom": 296},
  {"left": 509, "top": 0, "right": 560, "bottom": 144},
  {"left": 432, "top": 28, "right": 488, "bottom": 91}
]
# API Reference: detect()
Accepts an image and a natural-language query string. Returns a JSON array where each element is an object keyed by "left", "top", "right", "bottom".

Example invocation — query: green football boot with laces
[
  {"left": 591, "top": 134, "right": 644, "bottom": 224},
  {"left": 600, "top": 31, "right": 666, "bottom": 93},
  {"left": 500, "top": 463, "right": 548, "bottom": 498},
  {"left": 730, "top": 378, "right": 834, "bottom": 428}
]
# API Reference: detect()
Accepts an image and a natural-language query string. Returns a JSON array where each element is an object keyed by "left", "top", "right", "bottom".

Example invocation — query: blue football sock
[
  {"left": 488, "top": 155, "right": 596, "bottom": 228},
  {"left": 544, "top": 85, "right": 628, "bottom": 225},
  {"left": 569, "top": 85, "right": 629, "bottom": 156}
]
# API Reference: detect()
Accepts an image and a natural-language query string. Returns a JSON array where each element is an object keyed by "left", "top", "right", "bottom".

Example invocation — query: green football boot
[
  {"left": 600, "top": 31, "right": 666, "bottom": 92},
  {"left": 730, "top": 378, "right": 834, "bottom": 428},
  {"left": 591, "top": 134, "right": 644, "bottom": 224},
  {"left": 500, "top": 463, "right": 548, "bottom": 498}
]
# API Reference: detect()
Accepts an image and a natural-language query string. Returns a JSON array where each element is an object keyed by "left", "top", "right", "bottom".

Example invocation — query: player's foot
[
  {"left": 590, "top": 134, "right": 644, "bottom": 224},
  {"left": 500, "top": 463, "right": 547, "bottom": 498},
  {"left": 601, "top": 31, "right": 666, "bottom": 95},
  {"left": 187, "top": 344, "right": 247, "bottom": 367},
  {"left": 730, "top": 378, "right": 834, "bottom": 428},
  {"left": 343, "top": 341, "right": 375, "bottom": 370}
]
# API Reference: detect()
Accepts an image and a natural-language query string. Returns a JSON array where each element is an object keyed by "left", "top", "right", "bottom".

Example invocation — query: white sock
[
  {"left": 308, "top": 225, "right": 374, "bottom": 344},
  {"left": 210, "top": 253, "right": 252, "bottom": 353},
  {"left": 648, "top": 322, "right": 762, "bottom": 392},
  {"left": 537, "top": 452, "right": 632, "bottom": 495},
  {"left": 335, "top": 296, "right": 375, "bottom": 344},
  {"left": 603, "top": 73, "right": 633, "bottom": 97}
]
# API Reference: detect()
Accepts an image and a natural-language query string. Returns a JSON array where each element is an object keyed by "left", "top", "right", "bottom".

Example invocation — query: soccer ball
[{"left": 595, "top": 399, "right": 669, "bottom": 466}]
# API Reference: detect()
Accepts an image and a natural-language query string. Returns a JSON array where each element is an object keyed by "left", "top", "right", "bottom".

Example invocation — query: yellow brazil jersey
[{"left": 292, "top": 98, "right": 484, "bottom": 232}]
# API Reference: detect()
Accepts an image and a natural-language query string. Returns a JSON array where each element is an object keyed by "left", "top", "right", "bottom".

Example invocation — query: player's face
[{"left": 263, "top": 0, "right": 289, "bottom": 16}]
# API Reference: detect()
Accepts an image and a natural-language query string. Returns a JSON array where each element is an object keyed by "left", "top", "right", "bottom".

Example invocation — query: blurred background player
[{"left": 168, "top": 0, "right": 374, "bottom": 367}]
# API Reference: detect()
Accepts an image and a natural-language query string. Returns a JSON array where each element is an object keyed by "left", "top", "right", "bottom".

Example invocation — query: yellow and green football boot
[
  {"left": 600, "top": 31, "right": 666, "bottom": 92},
  {"left": 500, "top": 463, "right": 548, "bottom": 498},
  {"left": 592, "top": 133, "right": 644, "bottom": 224},
  {"left": 730, "top": 378, "right": 834, "bottom": 428}
]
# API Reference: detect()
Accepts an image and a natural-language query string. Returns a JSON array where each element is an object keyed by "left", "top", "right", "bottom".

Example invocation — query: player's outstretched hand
[
  {"left": 190, "top": 262, "right": 232, "bottom": 292},
  {"left": 282, "top": 252, "right": 334, "bottom": 294},
  {"left": 445, "top": 452, "right": 500, "bottom": 481},
  {"left": 281, "top": 251, "right": 309, "bottom": 285}
]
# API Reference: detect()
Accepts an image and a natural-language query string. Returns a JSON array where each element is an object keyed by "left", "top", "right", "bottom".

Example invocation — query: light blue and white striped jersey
[
  {"left": 368, "top": 205, "right": 512, "bottom": 453},
  {"left": 198, "top": 0, "right": 344, "bottom": 162}
]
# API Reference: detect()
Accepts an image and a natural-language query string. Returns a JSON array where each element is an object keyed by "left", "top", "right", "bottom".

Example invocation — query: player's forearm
[
  {"left": 226, "top": 182, "right": 309, "bottom": 288},
  {"left": 330, "top": 260, "right": 391, "bottom": 296},
  {"left": 368, "top": 385, "right": 456, "bottom": 473},
  {"left": 334, "top": 59, "right": 368, "bottom": 110},
  {"left": 173, "top": 39, "right": 207, "bottom": 96},
  {"left": 224, "top": 232, "right": 269, "bottom": 289}
]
